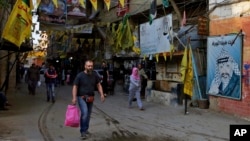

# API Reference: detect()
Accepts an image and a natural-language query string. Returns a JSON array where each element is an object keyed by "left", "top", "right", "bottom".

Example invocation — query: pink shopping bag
[{"left": 64, "top": 105, "right": 80, "bottom": 127}]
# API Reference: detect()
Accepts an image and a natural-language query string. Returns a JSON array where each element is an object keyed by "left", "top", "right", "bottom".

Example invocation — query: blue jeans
[
  {"left": 46, "top": 83, "right": 55, "bottom": 101},
  {"left": 77, "top": 96, "right": 93, "bottom": 134}
]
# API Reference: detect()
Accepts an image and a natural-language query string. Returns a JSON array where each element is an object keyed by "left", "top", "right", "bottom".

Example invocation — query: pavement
[{"left": 0, "top": 77, "right": 250, "bottom": 141}]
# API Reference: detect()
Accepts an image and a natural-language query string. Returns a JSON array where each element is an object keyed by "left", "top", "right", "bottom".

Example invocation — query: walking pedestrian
[
  {"left": 45, "top": 64, "right": 57, "bottom": 103},
  {"left": 71, "top": 60, "right": 105, "bottom": 140},
  {"left": 101, "top": 61, "right": 109, "bottom": 97},
  {"left": 138, "top": 64, "right": 148, "bottom": 99},
  {"left": 128, "top": 67, "right": 145, "bottom": 110},
  {"left": 26, "top": 63, "right": 40, "bottom": 95}
]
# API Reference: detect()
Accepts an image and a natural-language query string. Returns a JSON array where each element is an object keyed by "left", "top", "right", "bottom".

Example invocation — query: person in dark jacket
[
  {"left": 101, "top": 61, "right": 109, "bottom": 97},
  {"left": 45, "top": 64, "right": 57, "bottom": 103},
  {"left": 26, "top": 63, "right": 40, "bottom": 95}
]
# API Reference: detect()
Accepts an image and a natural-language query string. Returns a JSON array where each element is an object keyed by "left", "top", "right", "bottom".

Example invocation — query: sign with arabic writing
[
  {"left": 140, "top": 14, "right": 172, "bottom": 55},
  {"left": 206, "top": 34, "right": 242, "bottom": 100}
]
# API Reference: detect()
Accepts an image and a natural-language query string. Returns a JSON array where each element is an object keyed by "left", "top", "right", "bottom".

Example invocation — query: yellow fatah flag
[
  {"left": 119, "top": 0, "right": 125, "bottom": 8},
  {"left": 79, "top": 0, "right": 86, "bottom": 8},
  {"left": 163, "top": 52, "right": 167, "bottom": 61},
  {"left": 90, "top": 0, "right": 98, "bottom": 11},
  {"left": 155, "top": 54, "right": 159, "bottom": 62},
  {"left": 52, "top": 0, "right": 58, "bottom": 8},
  {"left": 170, "top": 44, "right": 174, "bottom": 60},
  {"left": 35, "top": 0, "right": 41, "bottom": 9},
  {"left": 95, "top": 38, "right": 101, "bottom": 45},
  {"left": 88, "top": 38, "right": 93, "bottom": 45},
  {"left": 2, "top": 0, "right": 32, "bottom": 47},
  {"left": 104, "top": 0, "right": 111, "bottom": 11},
  {"left": 183, "top": 45, "right": 194, "bottom": 97},
  {"left": 180, "top": 47, "right": 188, "bottom": 82}
]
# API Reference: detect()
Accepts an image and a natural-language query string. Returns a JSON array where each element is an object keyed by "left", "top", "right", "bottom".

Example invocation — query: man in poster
[{"left": 208, "top": 49, "right": 241, "bottom": 99}]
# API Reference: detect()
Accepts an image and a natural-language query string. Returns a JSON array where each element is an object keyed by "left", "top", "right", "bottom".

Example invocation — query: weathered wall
[
  {"left": 0, "top": 1, "right": 17, "bottom": 94},
  {"left": 209, "top": 0, "right": 250, "bottom": 119}
]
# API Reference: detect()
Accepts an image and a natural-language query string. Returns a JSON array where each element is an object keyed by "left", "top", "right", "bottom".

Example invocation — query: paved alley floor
[{"left": 0, "top": 80, "right": 249, "bottom": 141}]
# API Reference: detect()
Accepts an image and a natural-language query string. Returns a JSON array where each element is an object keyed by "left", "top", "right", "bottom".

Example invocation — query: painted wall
[{"left": 209, "top": 0, "right": 250, "bottom": 119}]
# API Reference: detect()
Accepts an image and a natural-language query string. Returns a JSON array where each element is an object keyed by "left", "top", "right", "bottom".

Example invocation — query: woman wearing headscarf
[{"left": 128, "top": 67, "right": 144, "bottom": 110}]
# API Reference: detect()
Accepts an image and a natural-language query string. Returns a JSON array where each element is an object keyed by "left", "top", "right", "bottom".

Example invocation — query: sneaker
[
  {"left": 140, "top": 107, "right": 145, "bottom": 111},
  {"left": 86, "top": 131, "right": 91, "bottom": 135},
  {"left": 81, "top": 133, "right": 87, "bottom": 140}
]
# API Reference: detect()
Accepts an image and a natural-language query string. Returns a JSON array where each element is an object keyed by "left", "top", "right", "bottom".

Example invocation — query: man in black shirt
[{"left": 72, "top": 60, "right": 105, "bottom": 140}]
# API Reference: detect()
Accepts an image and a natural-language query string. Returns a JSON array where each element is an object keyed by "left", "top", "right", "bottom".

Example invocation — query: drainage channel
[{"left": 38, "top": 103, "right": 54, "bottom": 141}]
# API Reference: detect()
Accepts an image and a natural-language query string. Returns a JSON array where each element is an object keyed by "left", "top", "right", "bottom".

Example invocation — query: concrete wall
[
  {"left": 209, "top": 0, "right": 250, "bottom": 119},
  {"left": 0, "top": 51, "right": 17, "bottom": 94}
]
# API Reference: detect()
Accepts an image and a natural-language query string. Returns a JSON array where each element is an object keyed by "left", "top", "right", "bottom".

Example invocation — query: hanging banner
[
  {"left": 67, "top": 0, "right": 86, "bottom": 17},
  {"left": 104, "top": 0, "right": 111, "bottom": 11},
  {"left": 90, "top": 0, "right": 97, "bottom": 11},
  {"left": 117, "top": 0, "right": 129, "bottom": 17},
  {"left": 38, "top": 0, "right": 67, "bottom": 24},
  {"left": 73, "top": 23, "right": 94, "bottom": 34},
  {"left": 140, "top": 14, "right": 172, "bottom": 55},
  {"left": 206, "top": 34, "right": 242, "bottom": 100},
  {"left": 2, "top": 0, "right": 32, "bottom": 47}
]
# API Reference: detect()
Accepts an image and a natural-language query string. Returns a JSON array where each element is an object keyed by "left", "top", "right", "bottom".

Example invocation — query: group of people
[
  {"left": 25, "top": 63, "right": 57, "bottom": 103},
  {"left": 10, "top": 59, "right": 148, "bottom": 140}
]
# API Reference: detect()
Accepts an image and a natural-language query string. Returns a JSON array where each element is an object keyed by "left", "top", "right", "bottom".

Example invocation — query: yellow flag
[
  {"left": 52, "top": 0, "right": 58, "bottom": 8},
  {"left": 95, "top": 38, "right": 101, "bottom": 45},
  {"left": 2, "top": 0, "right": 32, "bottom": 47},
  {"left": 183, "top": 45, "right": 194, "bottom": 97},
  {"left": 163, "top": 52, "right": 167, "bottom": 61},
  {"left": 119, "top": 0, "right": 125, "bottom": 8},
  {"left": 180, "top": 47, "right": 188, "bottom": 82},
  {"left": 155, "top": 54, "right": 159, "bottom": 62},
  {"left": 90, "top": 0, "right": 98, "bottom": 11},
  {"left": 170, "top": 44, "right": 174, "bottom": 60},
  {"left": 104, "top": 0, "right": 111, "bottom": 11},
  {"left": 35, "top": 0, "right": 41, "bottom": 9},
  {"left": 79, "top": 0, "right": 86, "bottom": 8},
  {"left": 88, "top": 38, "right": 93, "bottom": 45}
]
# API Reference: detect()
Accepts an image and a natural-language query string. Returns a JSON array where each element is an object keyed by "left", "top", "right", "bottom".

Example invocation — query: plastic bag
[
  {"left": 64, "top": 105, "right": 80, "bottom": 127},
  {"left": 37, "top": 81, "right": 41, "bottom": 87}
]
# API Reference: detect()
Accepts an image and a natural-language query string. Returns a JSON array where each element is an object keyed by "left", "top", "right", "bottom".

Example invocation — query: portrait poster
[
  {"left": 206, "top": 34, "right": 242, "bottom": 100},
  {"left": 38, "top": 0, "right": 67, "bottom": 24},
  {"left": 67, "top": 0, "right": 86, "bottom": 17},
  {"left": 139, "top": 14, "right": 172, "bottom": 55}
]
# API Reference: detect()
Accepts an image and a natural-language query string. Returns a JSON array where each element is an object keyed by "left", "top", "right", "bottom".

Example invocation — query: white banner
[{"left": 140, "top": 14, "right": 172, "bottom": 55}]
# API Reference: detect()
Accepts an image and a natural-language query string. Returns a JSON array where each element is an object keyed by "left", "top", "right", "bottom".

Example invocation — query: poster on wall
[
  {"left": 139, "top": 14, "right": 172, "bottom": 55},
  {"left": 206, "top": 34, "right": 242, "bottom": 100},
  {"left": 67, "top": 0, "right": 86, "bottom": 17},
  {"left": 38, "top": 0, "right": 67, "bottom": 24}
]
